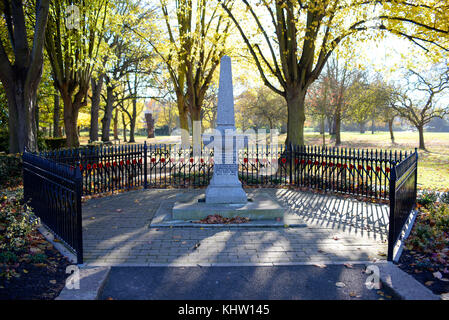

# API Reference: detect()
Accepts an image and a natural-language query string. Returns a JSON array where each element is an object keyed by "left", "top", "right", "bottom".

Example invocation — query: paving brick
[{"left": 83, "top": 189, "right": 388, "bottom": 266}]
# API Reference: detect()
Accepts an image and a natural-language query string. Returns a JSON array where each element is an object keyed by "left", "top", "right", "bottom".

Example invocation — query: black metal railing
[
  {"left": 241, "top": 145, "right": 404, "bottom": 199},
  {"left": 23, "top": 143, "right": 418, "bottom": 265},
  {"left": 41, "top": 144, "right": 145, "bottom": 195},
  {"left": 23, "top": 151, "right": 83, "bottom": 263},
  {"left": 40, "top": 143, "right": 412, "bottom": 200},
  {"left": 387, "top": 150, "right": 418, "bottom": 261}
]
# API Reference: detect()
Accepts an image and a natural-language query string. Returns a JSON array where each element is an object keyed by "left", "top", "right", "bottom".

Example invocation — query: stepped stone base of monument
[
  {"left": 173, "top": 192, "right": 283, "bottom": 220},
  {"left": 149, "top": 190, "right": 307, "bottom": 228}
]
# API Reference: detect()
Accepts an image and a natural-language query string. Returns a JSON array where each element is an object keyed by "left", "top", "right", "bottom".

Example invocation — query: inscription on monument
[{"left": 214, "top": 164, "right": 238, "bottom": 176}]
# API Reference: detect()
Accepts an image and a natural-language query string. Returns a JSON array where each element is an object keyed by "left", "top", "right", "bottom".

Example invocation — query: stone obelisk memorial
[
  {"left": 171, "top": 56, "right": 284, "bottom": 221},
  {"left": 205, "top": 55, "right": 247, "bottom": 204}
]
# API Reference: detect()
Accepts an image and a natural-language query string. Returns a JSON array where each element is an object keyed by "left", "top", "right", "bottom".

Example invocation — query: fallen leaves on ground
[
  {"left": 398, "top": 202, "right": 449, "bottom": 295},
  {"left": 29, "top": 247, "right": 41, "bottom": 254},
  {"left": 33, "top": 263, "right": 47, "bottom": 268},
  {"left": 194, "top": 214, "right": 250, "bottom": 224}
]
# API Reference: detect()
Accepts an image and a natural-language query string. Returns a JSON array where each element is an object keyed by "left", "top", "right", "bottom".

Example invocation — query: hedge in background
[
  {"left": 0, "top": 153, "right": 22, "bottom": 188},
  {"left": 44, "top": 137, "right": 66, "bottom": 150},
  {"left": 0, "top": 129, "right": 47, "bottom": 153},
  {"left": 0, "top": 129, "right": 8, "bottom": 153}
]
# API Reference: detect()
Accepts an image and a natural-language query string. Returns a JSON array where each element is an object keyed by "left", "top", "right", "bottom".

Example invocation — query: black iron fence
[
  {"left": 387, "top": 151, "right": 418, "bottom": 261},
  {"left": 243, "top": 145, "right": 404, "bottom": 199},
  {"left": 22, "top": 151, "right": 83, "bottom": 263},
  {"left": 41, "top": 144, "right": 146, "bottom": 195},
  {"left": 23, "top": 143, "right": 419, "bottom": 265},
  {"left": 40, "top": 143, "right": 413, "bottom": 200}
]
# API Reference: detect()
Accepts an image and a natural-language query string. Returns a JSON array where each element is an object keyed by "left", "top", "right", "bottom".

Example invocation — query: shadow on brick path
[{"left": 82, "top": 189, "right": 388, "bottom": 266}]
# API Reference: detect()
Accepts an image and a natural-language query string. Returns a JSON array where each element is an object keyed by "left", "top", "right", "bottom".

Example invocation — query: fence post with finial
[{"left": 144, "top": 141, "right": 148, "bottom": 189}]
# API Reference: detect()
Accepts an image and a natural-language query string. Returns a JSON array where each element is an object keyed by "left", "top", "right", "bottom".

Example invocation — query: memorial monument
[
  {"left": 169, "top": 56, "right": 284, "bottom": 221},
  {"left": 204, "top": 55, "right": 247, "bottom": 204}
]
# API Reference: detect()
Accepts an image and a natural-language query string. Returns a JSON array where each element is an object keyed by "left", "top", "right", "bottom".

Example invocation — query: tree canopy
[
  {"left": 0, "top": 0, "right": 448, "bottom": 153},
  {"left": 221, "top": 0, "right": 449, "bottom": 145}
]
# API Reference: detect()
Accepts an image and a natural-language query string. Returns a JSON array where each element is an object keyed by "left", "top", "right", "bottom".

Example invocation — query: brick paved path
[{"left": 82, "top": 189, "right": 388, "bottom": 266}]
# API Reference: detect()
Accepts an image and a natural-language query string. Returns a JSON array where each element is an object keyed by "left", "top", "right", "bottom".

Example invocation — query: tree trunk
[
  {"left": 63, "top": 110, "right": 79, "bottom": 147},
  {"left": 5, "top": 80, "right": 39, "bottom": 153},
  {"left": 319, "top": 117, "right": 324, "bottom": 135},
  {"left": 321, "top": 116, "right": 326, "bottom": 146},
  {"left": 54, "top": 79, "right": 89, "bottom": 148},
  {"left": 90, "top": 75, "right": 103, "bottom": 142},
  {"left": 388, "top": 118, "right": 395, "bottom": 144},
  {"left": 330, "top": 115, "right": 337, "bottom": 141},
  {"left": 335, "top": 106, "right": 341, "bottom": 146},
  {"left": 101, "top": 85, "right": 114, "bottom": 142},
  {"left": 50, "top": 87, "right": 88, "bottom": 149},
  {"left": 57, "top": 82, "right": 88, "bottom": 148},
  {"left": 128, "top": 99, "right": 137, "bottom": 143},
  {"left": 122, "top": 113, "right": 127, "bottom": 142},
  {"left": 0, "top": 0, "right": 50, "bottom": 153},
  {"left": 177, "top": 95, "right": 190, "bottom": 148},
  {"left": 285, "top": 87, "right": 306, "bottom": 146},
  {"left": 53, "top": 93, "right": 61, "bottom": 137},
  {"left": 129, "top": 120, "right": 135, "bottom": 143},
  {"left": 418, "top": 125, "right": 425, "bottom": 150},
  {"left": 371, "top": 119, "right": 375, "bottom": 134},
  {"left": 113, "top": 108, "right": 119, "bottom": 140},
  {"left": 35, "top": 101, "right": 39, "bottom": 133},
  {"left": 359, "top": 122, "right": 366, "bottom": 134},
  {"left": 327, "top": 116, "right": 334, "bottom": 136},
  {"left": 145, "top": 113, "right": 155, "bottom": 138},
  {"left": 61, "top": 93, "right": 80, "bottom": 148}
]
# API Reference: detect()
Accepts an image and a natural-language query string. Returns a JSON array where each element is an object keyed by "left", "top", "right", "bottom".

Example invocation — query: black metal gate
[
  {"left": 23, "top": 152, "right": 83, "bottom": 263},
  {"left": 387, "top": 151, "right": 418, "bottom": 261}
]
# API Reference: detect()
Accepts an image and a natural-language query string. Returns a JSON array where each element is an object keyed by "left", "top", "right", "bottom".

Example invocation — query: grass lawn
[{"left": 78, "top": 130, "right": 449, "bottom": 191}]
